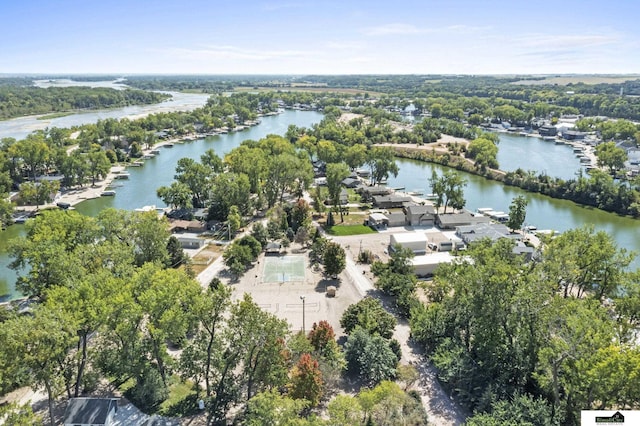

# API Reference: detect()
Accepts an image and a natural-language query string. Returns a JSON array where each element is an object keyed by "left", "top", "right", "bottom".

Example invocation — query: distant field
[
  {"left": 511, "top": 75, "right": 640, "bottom": 86},
  {"left": 233, "top": 86, "right": 381, "bottom": 96}
]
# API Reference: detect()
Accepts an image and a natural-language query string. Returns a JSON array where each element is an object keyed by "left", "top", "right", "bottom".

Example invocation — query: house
[
  {"left": 390, "top": 233, "right": 428, "bottom": 254},
  {"left": 456, "top": 222, "right": 512, "bottom": 244},
  {"left": 372, "top": 195, "right": 412, "bottom": 209},
  {"left": 175, "top": 235, "right": 206, "bottom": 249},
  {"left": 538, "top": 125, "right": 557, "bottom": 137},
  {"left": 358, "top": 185, "right": 393, "bottom": 201},
  {"left": 63, "top": 398, "right": 118, "bottom": 426},
  {"left": 169, "top": 219, "right": 206, "bottom": 233},
  {"left": 436, "top": 211, "right": 489, "bottom": 229},
  {"left": 342, "top": 177, "right": 361, "bottom": 189},
  {"left": 385, "top": 212, "right": 406, "bottom": 227},
  {"left": 404, "top": 204, "right": 436, "bottom": 226},
  {"left": 562, "top": 130, "right": 587, "bottom": 141}
]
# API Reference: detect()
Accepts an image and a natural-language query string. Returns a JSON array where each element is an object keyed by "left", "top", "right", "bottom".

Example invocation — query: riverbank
[{"left": 387, "top": 138, "right": 640, "bottom": 219}]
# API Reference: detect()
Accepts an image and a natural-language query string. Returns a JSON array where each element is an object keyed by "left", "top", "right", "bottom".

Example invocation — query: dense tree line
[
  {"left": 409, "top": 229, "right": 640, "bottom": 425},
  {"left": 0, "top": 86, "right": 169, "bottom": 120}
]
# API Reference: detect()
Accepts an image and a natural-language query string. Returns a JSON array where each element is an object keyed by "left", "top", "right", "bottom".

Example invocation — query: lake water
[
  {"left": 2, "top": 108, "right": 639, "bottom": 301},
  {"left": 0, "top": 110, "right": 324, "bottom": 301},
  {"left": 496, "top": 133, "right": 583, "bottom": 180},
  {"left": 0, "top": 82, "right": 210, "bottom": 140}
]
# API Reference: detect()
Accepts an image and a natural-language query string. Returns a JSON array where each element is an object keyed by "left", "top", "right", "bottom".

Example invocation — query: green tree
[
  {"left": 244, "top": 390, "right": 309, "bottom": 426},
  {"left": 19, "top": 179, "right": 60, "bottom": 208},
  {"left": 367, "top": 147, "right": 399, "bottom": 185},
  {"left": 87, "top": 148, "right": 111, "bottom": 186},
  {"left": 467, "top": 137, "right": 499, "bottom": 169},
  {"left": 326, "top": 162, "right": 350, "bottom": 223},
  {"left": 340, "top": 297, "right": 396, "bottom": 339},
  {"left": 344, "top": 328, "right": 398, "bottom": 386},
  {"left": 157, "top": 181, "right": 193, "bottom": 210},
  {"left": 595, "top": 141, "right": 627, "bottom": 174},
  {"left": 506, "top": 195, "right": 528, "bottom": 232},
  {"left": 323, "top": 241, "right": 346, "bottom": 279}
]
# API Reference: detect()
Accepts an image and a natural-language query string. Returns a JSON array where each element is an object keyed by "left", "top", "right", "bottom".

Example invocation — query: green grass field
[
  {"left": 263, "top": 255, "right": 306, "bottom": 282},
  {"left": 325, "top": 224, "right": 377, "bottom": 236}
]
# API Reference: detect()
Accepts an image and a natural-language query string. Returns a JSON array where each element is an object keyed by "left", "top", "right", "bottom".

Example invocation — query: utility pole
[{"left": 300, "top": 295, "right": 306, "bottom": 334}]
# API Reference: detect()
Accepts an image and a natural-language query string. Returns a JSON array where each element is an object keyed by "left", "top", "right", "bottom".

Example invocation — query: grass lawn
[
  {"left": 325, "top": 224, "right": 377, "bottom": 236},
  {"left": 158, "top": 376, "right": 200, "bottom": 417}
]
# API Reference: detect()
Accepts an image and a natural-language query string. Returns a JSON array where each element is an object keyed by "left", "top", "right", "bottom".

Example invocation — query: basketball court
[{"left": 262, "top": 255, "right": 306, "bottom": 283}]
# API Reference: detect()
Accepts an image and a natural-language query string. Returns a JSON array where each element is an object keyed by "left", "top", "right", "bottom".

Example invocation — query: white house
[{"left": 390, "top": 233, "right": 428, "bottom": 254}]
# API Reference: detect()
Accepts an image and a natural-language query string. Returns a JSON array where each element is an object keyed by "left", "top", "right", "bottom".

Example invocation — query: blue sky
[{"left": 1, "top": 0, "right": 638, "bottom": 75}]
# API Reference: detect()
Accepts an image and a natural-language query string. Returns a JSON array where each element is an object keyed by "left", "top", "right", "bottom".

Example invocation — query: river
[
  {"left": 1, "top": 109, "right": 639, "bottom": 301},
  {"left": 0, "top": 110, "right": 324, "bottom": 301},
  {"left": 0, "top": 79, "right": 211, "bottom": 140},
  {"left": 387, "top": 158, "right": 640, "bottom": 267}
]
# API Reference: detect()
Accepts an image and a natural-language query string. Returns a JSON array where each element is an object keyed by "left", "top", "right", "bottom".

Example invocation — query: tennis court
[{"left": 262, "top": 255, "right": 306, "bottom": 283}]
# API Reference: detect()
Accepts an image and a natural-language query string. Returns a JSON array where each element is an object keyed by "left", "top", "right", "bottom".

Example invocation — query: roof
[
  {"left": 64, "top": 398, "right": 118, "bottom": 425},
  {"left": 412, "top": 252, "right": 454, "bottom": 266},
  {"left": 369, "top": 212, "right": 388, "bottom": 222},
  {"left": 391, "top": 233, "right": 428, "bottom": 244},
  {"left": 405, "top": 204, "right": 436, "bottom": 215},
  {"left": 373, "top": 195, "right": 412, "bottom": 204}
]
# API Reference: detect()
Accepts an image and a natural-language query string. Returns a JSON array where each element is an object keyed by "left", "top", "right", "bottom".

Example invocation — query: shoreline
[{"left": 15, "top": 118, "right": 267, "bottom": 213}]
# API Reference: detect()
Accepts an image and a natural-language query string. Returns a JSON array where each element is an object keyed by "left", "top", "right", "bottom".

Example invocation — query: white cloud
[{"left": 516, "top": 33, "right": 619, "bottom": 49}]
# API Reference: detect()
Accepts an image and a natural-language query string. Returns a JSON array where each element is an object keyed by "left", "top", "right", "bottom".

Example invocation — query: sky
[{"left": 1, "top": 0, "right": 639, "bottom": 75}]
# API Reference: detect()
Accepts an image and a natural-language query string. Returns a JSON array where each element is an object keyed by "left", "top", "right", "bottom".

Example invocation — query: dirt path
[{"left": 338, "top": 240, "right": 467, "bottom": 425}]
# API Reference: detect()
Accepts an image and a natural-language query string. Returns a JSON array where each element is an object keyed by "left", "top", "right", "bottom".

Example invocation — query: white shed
[
  {"left": 412, "top": 252, "right": 454, "bottom": 277},
  {"left": 390, "top": 233, "right": 428, "bottom": 254}
]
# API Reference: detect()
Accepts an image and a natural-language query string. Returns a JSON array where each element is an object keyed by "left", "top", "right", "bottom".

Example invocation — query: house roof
[
  {"left": 369, "top": 213, "right": 388, "bottom": 222},
  {"left": 391, "top": 232, "right": 428, "bottom": 244},
  {"left": 405, "top": 204, "right": 436, "bottom": 215},
  {"left": 64, "top": 398, "right": 118, "bottom": 425},
  {"left": 373, "top": 195, "right": 412, "bottom": 204}
]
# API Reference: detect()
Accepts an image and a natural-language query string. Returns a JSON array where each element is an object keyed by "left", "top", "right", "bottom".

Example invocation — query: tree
[
  {"left": 166, "top": 235, "right": 187, "bottom": 268},
  {"left": 175, "top": 157, "right": 213, "bottom": 207},
  {"left": 0, "top": 308, "right": 77, "bottom": 426},
  {"left": 345, "top": 144, "right": 368, "bottom": 171},
  {"left": 326, "top": 162, "right": 350, "bottom": 223},
  {"left": 506, "top": 195, "right": 528, "bottom": 232},
  {"left": 308, "top": 320, "right": 337, "bottom": 353},
  {"left": 289, "top": 353, "right": 323, "bottom": 406},
  {"left": 430, "top": 170, "right": 467, "bottom": 214},
  {"left": 87, "top": 148, "right": 111, "bottom": 186},
  {"left": 227, "top": 205, "right": 242, "bottom": 235},
  {"left": 340, "top": 297, "right": 396, "bottom": 339},
  {"left": 367, "top": 147, "right": 399, "bottom": 185},
  {"left": 19, "top": 179, "right": 60, "bottom": 208},
  {"left": 209, "top": 172, "right": 251, "bottom": 220},
  {"left": 323, "top": 241, "right": 346, "bottom": 279},
  {"left": 157, "top": 181, "right": 193, "bottom": 210},
  {"left": 344, "top": 328, "right": 398, "bottom": 386},
  {"left": 595, "top": 141, "right": 627, "bottom": 174},
  {"left": 467, "top": 137, "right": 499, "bottom": 169},
  {"left": 244, "top": 390, "right": 309, "bottom": 426}
]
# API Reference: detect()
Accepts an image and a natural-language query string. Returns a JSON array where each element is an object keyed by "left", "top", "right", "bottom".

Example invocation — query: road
[{"left": 339, "top": 242, "right": 467, "bottom": 425}]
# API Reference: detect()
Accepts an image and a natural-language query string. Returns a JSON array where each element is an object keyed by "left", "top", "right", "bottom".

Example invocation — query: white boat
[
  {"left": 114, "top": 172, "right": 130, "bottom": 179},
  {"left": 101, "top": 190, "right": 116, "bottom": 196},
  {"left": 134, "top": 205, "right": 156, "bottom": 212}
]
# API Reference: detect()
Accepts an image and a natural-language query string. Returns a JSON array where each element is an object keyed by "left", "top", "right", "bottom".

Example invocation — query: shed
[
  {"left": 175, "top": 235, "right": 206, "bottom": 249},
  {"left": 412, "top": 252, "right": 454, "bottom": 277},
  {"left": 368, "top": 212, "right": 388, "bottom": 228},
  {"left": 390, "top": 233, "right": 428, "bottom": 254},
  {"left": 266, "top": 242, "right": 282, "bottom": 255},
  {"left": 63, "top": 398, "right": 118, "bottom": 426}
]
